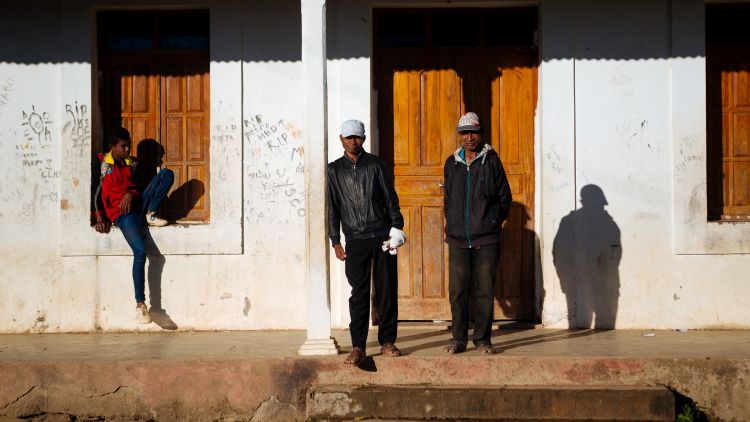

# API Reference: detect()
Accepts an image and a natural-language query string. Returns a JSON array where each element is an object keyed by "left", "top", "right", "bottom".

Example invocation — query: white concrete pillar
[{"left": 298, "top": 0, "right": 339, "bottom": 355}]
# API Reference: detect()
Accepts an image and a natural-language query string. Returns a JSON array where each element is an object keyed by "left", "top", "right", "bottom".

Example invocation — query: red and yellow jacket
[{"left": 92, "top": 152, "right": 140, "bottom": 223}]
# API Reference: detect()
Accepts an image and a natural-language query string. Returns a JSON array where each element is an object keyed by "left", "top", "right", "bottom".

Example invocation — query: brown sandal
[
  {"left": 344, "top": 347, "right": 366, "bottom": 365},
  {"left": 476, "top": 342, "right": 495, "bottom": 355},
  {"left": 444, "top": 339, "right": 466, "bottom": 354},
  {"left": 380, "top": 342, "right": 402, "bottom": 357}
]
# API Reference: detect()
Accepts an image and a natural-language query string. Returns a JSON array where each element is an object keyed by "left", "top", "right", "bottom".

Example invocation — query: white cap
[
  {"left": 456, "top": 112, "right": 481, "bottom": 132},
  {"left": 340, "top": 119, "right": 365, "bottom": 137}
]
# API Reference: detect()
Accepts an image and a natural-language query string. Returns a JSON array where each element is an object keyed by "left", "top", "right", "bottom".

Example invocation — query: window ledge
[{"left": 61, "top": 219, "right": 242, "bottom": 256}]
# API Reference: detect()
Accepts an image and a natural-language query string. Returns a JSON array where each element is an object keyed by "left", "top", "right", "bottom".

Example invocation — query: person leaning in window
[
  {"left": 328, "top": 119, "right": 407, "bottom": 365},
  {"left": 91, "top": 127, "right": 174, "bottom": 324},
  {"left": 443, "top": 112, "right": 512, "bottom": 355}
]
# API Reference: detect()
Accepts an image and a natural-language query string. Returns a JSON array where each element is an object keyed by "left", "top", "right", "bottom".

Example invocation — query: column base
[{"left": 298, "top": 337, "right": 340, "bottom": 356}]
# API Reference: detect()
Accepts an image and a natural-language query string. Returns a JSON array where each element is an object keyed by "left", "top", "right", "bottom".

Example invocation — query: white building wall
[
  {"left": 1, "top": 0, "right": 749, "bottom": 333},
  {"left": 0, "top": 0, "right": 309, "bottom": 332},
  {"left": 539, "top": 0, "right": 750, "bottom": 329}
]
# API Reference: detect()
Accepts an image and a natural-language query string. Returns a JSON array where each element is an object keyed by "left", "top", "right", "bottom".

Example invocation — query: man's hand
[
  {"left": 388, "top": 227, "right": 407, "bottom": 249},
  {"left": 333, "top": 244, "right": 347, "bottom": 261},
  {"left": 94, "top": 219, "right": 111, "bottom": 233},
  {"left": 119, "top": 192, "right": 134, "bottom": 213}
]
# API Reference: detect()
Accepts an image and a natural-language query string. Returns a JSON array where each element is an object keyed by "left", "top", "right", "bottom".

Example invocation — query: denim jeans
[
  {"left": 141, "top": 168, "right": 174, "bottom": 214},
  {"left": 115, "top": 168, "right": 174, "bottom": 303}
]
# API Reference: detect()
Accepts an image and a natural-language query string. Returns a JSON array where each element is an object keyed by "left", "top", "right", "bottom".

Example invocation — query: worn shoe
[
  {"left": 476, "top": 341, "right": 495, "bottom": 355},
  {"left": 146, "top": 211, "right": 168, "bottom": 227},
  {"left": 136, "top": 305, "right": 152, "bottom": 324},
  {"left": 444, "top": 339, "right": 466, "bottom": 354},
  {"left": 344, "top": 347, "right": 366, "bottom": 365},
  {"left": 381, "top": 342, "right": 402, "bottom": 357}
]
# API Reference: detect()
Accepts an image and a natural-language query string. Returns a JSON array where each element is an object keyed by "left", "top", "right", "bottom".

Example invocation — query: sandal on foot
[
  {"left": 381, "top": 342, "right": 402, "bottom": 357},
  {"left": 476, "top": 342, "right": 495, "bottom": 355},
  {"left": 344, "top": 347, "right": 366, "bottom": 365},
  {"left": 443, "top": 339, "right": 466, "bottom": 354}
]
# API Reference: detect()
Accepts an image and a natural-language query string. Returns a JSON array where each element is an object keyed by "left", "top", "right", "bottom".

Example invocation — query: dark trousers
[
  {"left": 345, "top": 236, "right": 398, "bottom": 349},
  {"left": 448, "top": 243, "right": 499, "bottom": 347}
]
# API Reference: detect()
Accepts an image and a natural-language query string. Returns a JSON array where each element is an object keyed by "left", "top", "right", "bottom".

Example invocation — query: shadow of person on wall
[
  {"left": 163, "top": 179, "right": 205, "bottom": 221},
  {"left": 496, "top": 204, "right": 545, "bottom": 325},
  {"left": 135, "top": 139, "right": 178, "bottom": 330},
  {"left": 135, "top": 139, "right": 163, "bottom": 186},
  {"left": 553, "top": 184, "right": 622, "bottom": 329},
  {"left": 144, "top": 229, "right": 178, "bottom": 330}
]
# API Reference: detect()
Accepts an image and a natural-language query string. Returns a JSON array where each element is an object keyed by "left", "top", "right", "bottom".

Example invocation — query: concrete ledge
[
  {"left": 1, "top": 330, "right": 748, "bottom": 421},
  {"left": 0, "top": 356, "right": 744, "bottom": 421},
  {"left": 308, "top": 385, "right": 675, "bottom": 421}
]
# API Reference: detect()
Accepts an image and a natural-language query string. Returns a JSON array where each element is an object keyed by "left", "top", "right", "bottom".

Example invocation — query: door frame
[{"left": 370, "top": 6, "right": 541, "bottom": 322}]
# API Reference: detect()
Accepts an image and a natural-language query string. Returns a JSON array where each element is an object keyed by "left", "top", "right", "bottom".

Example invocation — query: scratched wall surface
[{"left": 2, "top": 0, "right": 750, "bottom": 334}]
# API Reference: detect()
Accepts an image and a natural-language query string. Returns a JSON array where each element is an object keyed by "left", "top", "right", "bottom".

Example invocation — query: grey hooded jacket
[{"left": 443, "top": 143, "right": 512, "bottom": 248}]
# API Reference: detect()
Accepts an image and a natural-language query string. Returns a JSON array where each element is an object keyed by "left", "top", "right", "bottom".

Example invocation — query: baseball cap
[
  {"left": 340, "top": 119, "right": 365, "bottom": 137},
  {"left": 456, "top": 112, "right": 481, "bottom": 132}
]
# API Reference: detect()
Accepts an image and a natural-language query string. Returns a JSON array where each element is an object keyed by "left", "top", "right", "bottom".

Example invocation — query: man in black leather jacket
[
  {"left": 443, "top": 112, "right": 512, "bottom": 355},
  {"left": 328, "top": 119, "right": 406, "bottom": 365}
]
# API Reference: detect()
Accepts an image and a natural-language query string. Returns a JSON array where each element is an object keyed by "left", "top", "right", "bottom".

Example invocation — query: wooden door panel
[
  {"left": 421, "top": 206, "right": 446, "bottom": 299},
  {"left": 393, "top": 70, "right": 421, "bottom": 166},
  {"left": 397, "top": 207, "right": 416, "bottom": 297},
  {"left": 188, "top": 165, "right": 208, "bottom": 211},
  {"left": 160, "top": 58, "right": 210, "bottom": 221},
  {"left": 164, "top": 117, "right": 185, "bottom": 161},
  {"left": 735, "top": 112, "right": 750, "bottom": 156},
  {"left": 104, "top": 60, "right": 159, "bottom": 153},
  {"left": 421, "top": 69, "right": 463, "bottom": 166},
  {"left": 187, "top": 117, "right": 206, "bottom": 161},
  {"left": 394, "top": 176, "right": 443, "bottom": 196}
]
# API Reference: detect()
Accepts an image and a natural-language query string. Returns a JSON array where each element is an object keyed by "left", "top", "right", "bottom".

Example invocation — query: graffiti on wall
[
  {"left": 3, "top": 100, "right": 89, "bottom": 223},
  {"left": 7, "top": 104, "right": 57, "bottom": 223},
  {"left": 63, "top": 101, "right": 90, "bottom": 158},
  {"left": 21, "top": 105, "right": 52, "bottom": 145},
  {"left": 0, "top": 79, "right": 14, "bottom": 117},
  {"left": 244, "top": 114, "right": 305, "bottom": 225}
]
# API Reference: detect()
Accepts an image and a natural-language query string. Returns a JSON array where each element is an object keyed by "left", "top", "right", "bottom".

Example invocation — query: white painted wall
[
  {"left": 0, "top": 0, "right": 309, "bottom": 332},
  {"left": 539, "top": 0, "right": 750, "bottom": 329},
  {"left": 1, "top": 0, "right": 749, "bottom": 333}
]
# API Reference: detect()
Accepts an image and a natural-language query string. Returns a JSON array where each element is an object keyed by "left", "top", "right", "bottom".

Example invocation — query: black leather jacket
[
  {"left": 444, "top": 144, "right": 512, "bottom": 248},
  {"left": 328, "top": 151, "right": 404, "bottom": 245}
]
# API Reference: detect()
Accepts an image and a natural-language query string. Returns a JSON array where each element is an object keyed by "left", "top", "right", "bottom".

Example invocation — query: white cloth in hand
[
  {"left": 381, "top": 228, "right": 406, "bottom": 255},
  {"left": 388, "top": 227, "right": 406, "bottom": 249}
]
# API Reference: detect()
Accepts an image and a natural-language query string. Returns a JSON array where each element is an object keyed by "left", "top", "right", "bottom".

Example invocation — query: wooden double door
[{"left": 377, "top": 51, "right": 537, "bottom": 321}]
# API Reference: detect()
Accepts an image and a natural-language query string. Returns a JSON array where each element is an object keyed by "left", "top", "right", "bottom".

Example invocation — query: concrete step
[{"left": 307, "top": 385, "right": 675, "bottom": 421}]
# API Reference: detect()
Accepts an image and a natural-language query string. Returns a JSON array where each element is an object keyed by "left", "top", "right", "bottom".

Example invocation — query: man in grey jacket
[
  {"left": 328, "top": 119, "right": 406, "bottom": 365},
  {"left": 443, "top": 112, "right": 512, "bottom": 355}
]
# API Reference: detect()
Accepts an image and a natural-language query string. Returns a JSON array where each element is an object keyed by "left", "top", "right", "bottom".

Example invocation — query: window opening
[{"left": 96, "top": 10, "right": 210, "bottom": 222}]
